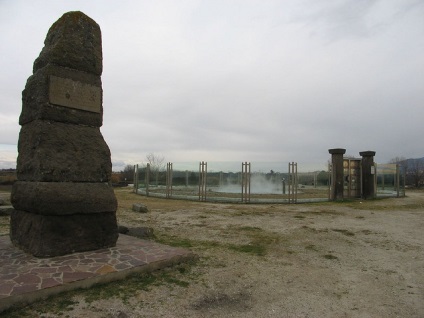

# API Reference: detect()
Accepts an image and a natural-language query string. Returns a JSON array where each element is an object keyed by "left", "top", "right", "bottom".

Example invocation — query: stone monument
[{"left": 10, "top": 11, "right": 118, "bottom": 257}]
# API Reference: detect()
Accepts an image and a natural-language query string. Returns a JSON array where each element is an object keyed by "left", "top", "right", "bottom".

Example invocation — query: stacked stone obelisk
[{"left": 10, "top": 11, "right": 118, "bottom": 257}]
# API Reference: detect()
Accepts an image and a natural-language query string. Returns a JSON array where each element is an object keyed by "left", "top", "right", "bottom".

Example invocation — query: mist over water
[{"left": 215, "top": 173, "right": 283, "bottom": 194}]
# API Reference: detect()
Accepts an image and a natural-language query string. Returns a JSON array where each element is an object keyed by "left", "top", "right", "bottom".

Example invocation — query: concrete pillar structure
[
  {"left": 329, "top": 148, "right": 346, "bottom": 201},
  {"left": 360, "top": 151, "right": 376, "bottom": 199}
]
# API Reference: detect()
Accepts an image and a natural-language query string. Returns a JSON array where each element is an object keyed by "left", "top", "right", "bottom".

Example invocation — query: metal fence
[
  {"left": 133, "top": 161, "right": 331, "bottom": 203},
  {"left": 375, "top": 163, "right": 406, "bottom": 197},
  {"left": 132, "top": 161, "right": 405, "bottom": 203}
]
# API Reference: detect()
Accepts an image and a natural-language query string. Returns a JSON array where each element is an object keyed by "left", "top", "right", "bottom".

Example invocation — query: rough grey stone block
[
  {"left": 33, "top": 11, "right": 102, "bottom": 76},
  {"left": 16, "top": 120, "right": 111, "bottom": 182},
  {"left": 132, "top": 203, "right": 149, "bottom": 213},
  {"left": 12, "top": 181, "right": 117, "bottom": 215},
  {"left": 12, "top": 11, "right": 117, "bottom": 258},
  {"left": 20, "top": 65, "right": 103, "bottom": 127},
  {"left": 10, "top": 209, "right": 118, "bottom": 257},
  {"left": 0, "top": 206, "right": 13, "bottom": 216},
  {"left": 127, "top": 227, "right": 154, "bottom": 239}
]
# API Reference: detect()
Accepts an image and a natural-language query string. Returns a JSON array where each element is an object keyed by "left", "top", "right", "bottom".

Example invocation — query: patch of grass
[
  {"left": 294, "top": 215, "right": 305, "bottom": 219},
  {"left": 227, "top": 243, "right": 266, "bottom": 256},
  {"left": 224, "top": 225, "right": 282, "bottom": 256},
  {"left": 305, "top": 244, "right": 319, "bottom": 251},
  {"left": 161, "top": 272, "right": 190, "bottom": 288},
  {"left": 301, "top": 225, "right": 329, "bottom": 233},
  {"left": 157, "top": 225, "right": 280, "bottom": 257},
  {"left": 0, "top": 216, "right": 10, "bottom": 236},
  {"left": 310, "top": 209, "right": 344, "bottom": 216},
  {"left": 1, "top": 262, "right": 196, "bottom": 317},
  {"left": 239, "top": 226, "right": 262, "bottom": 231},
  {"left": 194, "top": 223, "right": 208, "bottom": 227},
  {"left": 159, "top": 236, "right": 268, "bottom": 256},
  {"left": 1, "top": 291, "right": 80, "bottom": 317},
  {"left": 323, "top": 254, "right": 338, "bottom": 260},
  {"left": 83, "top": 272, "right": 158, "bottom": 304},
  {"left": 82, "top": 262, "right": 194, "bottom": 304},
  {"left": 156, "top": 235, "right": 221, "bottom": 251},
  {"left": 157, "top": 236, "right": 194, "bottom": 248},
  {"left": 332, "top": 229, "right": 355, "bottom": 236}
]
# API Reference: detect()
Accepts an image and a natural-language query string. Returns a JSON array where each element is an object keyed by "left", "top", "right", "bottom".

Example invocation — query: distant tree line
[
  {"left": 0, "top": 169, "right": 16, "bottom": 185},
  {"left": 390, "top": 157, "right": 424, "bottom": 188}
]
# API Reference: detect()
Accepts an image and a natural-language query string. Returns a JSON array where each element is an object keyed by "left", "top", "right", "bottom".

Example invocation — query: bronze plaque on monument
[{"left": 49, "top": 75, "right": 101, "bottom": 113}]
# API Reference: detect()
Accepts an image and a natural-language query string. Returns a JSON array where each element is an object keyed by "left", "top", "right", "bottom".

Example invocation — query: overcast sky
[{"left": 1, "top": 0, "right": 423, "bottom": 172}]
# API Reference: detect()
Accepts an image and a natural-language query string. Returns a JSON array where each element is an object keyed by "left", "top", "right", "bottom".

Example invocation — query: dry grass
[{"left": 1, "top": 187, "right": 424, "bottom": 317}]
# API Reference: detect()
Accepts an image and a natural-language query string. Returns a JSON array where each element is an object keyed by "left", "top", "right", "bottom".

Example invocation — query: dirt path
[{"left": 2, "top": 190, "right": 424, "bottom": 317}]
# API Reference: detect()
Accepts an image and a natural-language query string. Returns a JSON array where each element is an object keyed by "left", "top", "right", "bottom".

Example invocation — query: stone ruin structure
[
  {"left": 10, "top": 11, "right": 118, "bottom": 257},
  {"left": 328, "top": 148, "right": 376, "bottom": 201}
]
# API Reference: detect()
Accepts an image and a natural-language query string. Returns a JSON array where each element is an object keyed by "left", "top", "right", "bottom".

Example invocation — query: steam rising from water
[{"left": 215, "top": 174, "right": 283, "bottom": 194}]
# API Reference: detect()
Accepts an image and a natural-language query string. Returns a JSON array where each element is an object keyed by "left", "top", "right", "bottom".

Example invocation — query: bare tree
[
  {"left": 407, "top": 159, "right": 424, "bottom": 188},
  {"left": 121, "top": 165, "right": 135, "bottom": 182},
  {"left": 146, "top": 153, "right": 166, "bottom": 186},
  {"left": 389, "top": 156, "right": 424, "bottom": 188},
  {"left": 388, "top": 156, "right": 406, "bottom": 164}
]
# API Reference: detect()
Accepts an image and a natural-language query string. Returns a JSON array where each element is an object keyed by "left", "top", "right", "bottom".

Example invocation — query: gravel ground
[{"left": 1, "top": 189, "right": 424, "bottom": 318}]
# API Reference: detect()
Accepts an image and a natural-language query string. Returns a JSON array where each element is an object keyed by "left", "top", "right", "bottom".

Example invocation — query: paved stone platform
[{"left": 0, "top": 234, "right": 195, "bottom": 312}]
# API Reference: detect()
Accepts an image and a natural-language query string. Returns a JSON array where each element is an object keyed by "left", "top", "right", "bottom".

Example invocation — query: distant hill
[
  {"left": 402, "top": 157, "right": 424, "bottom": 167},
  {"left": 400, "top": 157, "right": 424, "bottom": 187}
]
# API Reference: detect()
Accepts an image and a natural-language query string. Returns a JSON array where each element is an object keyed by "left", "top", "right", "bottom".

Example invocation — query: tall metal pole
[
  {"left": 198, "top": 162, "right": 201, "bottom": 201},
  {"left": 146, "top": 163, "right": 150, "bottom": 197},
  {"left": 198, "top": 161, "right": 207, "bottom": 201},
  {"left": 288, "top": 163, "right": 291, "bottom": 202},
  {"left": 396, "top": 164, "right": 400, "bottom": 197},
  {"left": 166, "top": 162, "right": 173, "bottom": 198},
  {"left": 295, "top": 162, "right": 298, "bottom": 203},
  {"left": 248, "top": 162, "right": 251, "bottom": 202}
]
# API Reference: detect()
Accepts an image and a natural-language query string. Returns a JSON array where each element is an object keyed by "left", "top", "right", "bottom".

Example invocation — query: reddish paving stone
[
  {"left": 52, "top": 272, "right": 63, "bottom": 278},
  {"left": 96, "top": 264, "right": 116, "bottom": 275},
  {"left": 11, "top": 284, "right": 39, "bottom": 295},
  {"left": 0, "top": 234, "right": 194, "bottom": 311},
  {"left": 0, "top": 273, "right": 18, "bottom": 280},
  {"left": 90, "top": 255, "right": 110, "bottom": 262},
  {"left": 119, "top": 255, "right": 135, "bottom": 262},
  {"left": 40, "top": 278, "right": 60, "bottom": 289},
  {"left": 128, "top": 259, "right": 147, "bottom": 267},
  {"left": 114, "top": 263, "right": 132, "bottom": 271},
  {"left": 30, "top": 267, "right": 57, "bottom": 274},
  {"left": 14, "top": 274, "right": 41, "bottom": 285},
  {"left": 57, "top": 265, "right": 74, "bottom": 273},
  {"left": 87, "top": 265, "right": 103, "bottom": 272},
  {"left": 0, "top": 282, "right": 14, "bottom": 296},
  {"left": 61, "top": 260, "right": 80, "bottom": 267},
  {"left": 79, "top": 258, "right": 94, "bottom": 265},
  {"left": 76, "top": 265, "right": 94, "bottom": 273},
  {"left": 109, "top": 259, "right": 120, "bottom": 266},
  {"left": 62, "top": 271, "right": 95, "bottom": 284}
]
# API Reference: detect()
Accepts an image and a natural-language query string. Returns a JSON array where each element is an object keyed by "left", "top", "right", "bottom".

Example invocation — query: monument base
[{"left": 10, "top": 210, "right": 118, "bottom": 257}]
